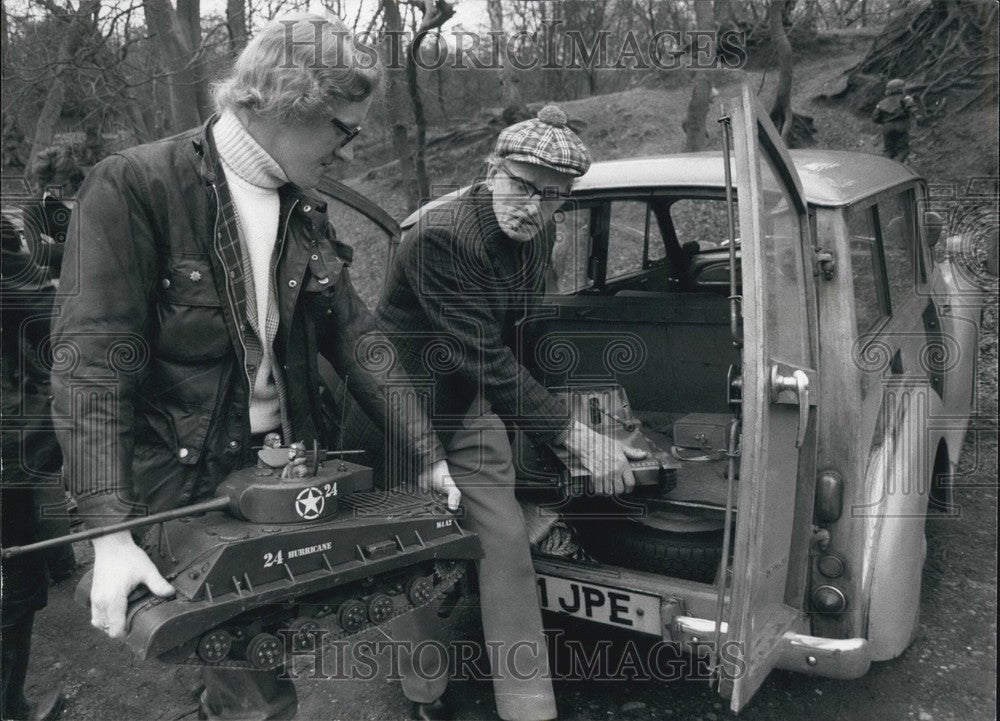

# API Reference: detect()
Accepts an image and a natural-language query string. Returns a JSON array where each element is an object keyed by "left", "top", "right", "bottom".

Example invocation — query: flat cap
[{"left": 491, "top": 105, "right": 591, "bottom": 177}]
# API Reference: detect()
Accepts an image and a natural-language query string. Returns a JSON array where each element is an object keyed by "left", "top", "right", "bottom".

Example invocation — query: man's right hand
[
  {"left": 90, "top": 530, "right": 175, "bottom": 639},
  {"left": 557, "top": 420, "right": 648, "bottom": 496}
]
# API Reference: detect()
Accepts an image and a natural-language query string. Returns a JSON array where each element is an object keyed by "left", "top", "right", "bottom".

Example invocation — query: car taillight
[
  {"left": 815, "top": 470, "right": 844, "bottom": 523},
  {"left": 811, "top": 585, "right": 848, "bottom": 613}
]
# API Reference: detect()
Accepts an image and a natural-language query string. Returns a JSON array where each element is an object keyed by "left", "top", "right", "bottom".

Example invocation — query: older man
[
  {"left": 51, "top": 14, "right": 457, "bottom": 720},
  {"left": 377, "top": 106, "right": 645, "bottom": 721}
]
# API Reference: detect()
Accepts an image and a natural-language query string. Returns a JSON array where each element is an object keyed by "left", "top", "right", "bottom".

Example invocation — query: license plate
[{"left": 536, "top": 574, "right": 662, "bottom": 636}]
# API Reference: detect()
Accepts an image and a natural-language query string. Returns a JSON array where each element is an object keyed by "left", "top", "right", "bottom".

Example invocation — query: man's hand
[
  {"left": 90, "top": 530, "right": 175, "bottom": 639},
  {"left": 418, "top": 459, "right": 462, "bottom": 511},
  {"left": 558, "top": 420, "right": 648, "bottom": 496}
]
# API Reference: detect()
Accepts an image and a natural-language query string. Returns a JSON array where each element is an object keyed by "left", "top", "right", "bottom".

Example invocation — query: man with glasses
[
  {"left": 51, "top": 13, "right": 457, "bottom": 720},
  {"left": 377, "top": 106, "right": 645, "bottom": 721}
]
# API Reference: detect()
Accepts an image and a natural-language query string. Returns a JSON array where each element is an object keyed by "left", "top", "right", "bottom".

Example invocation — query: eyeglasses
[
  {"left": 331, "top": 116, "right": 362, "bottom": 148},
  {"left": 499, "top": 163, "right": 568, "bottom": 200}
]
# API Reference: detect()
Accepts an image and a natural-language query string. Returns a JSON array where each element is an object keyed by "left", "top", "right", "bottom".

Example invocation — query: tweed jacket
[
  {"left": 376, "top": 184, "right": 569, "bottom": 444},
  {"left": 51, "top": 118, "right": 444, "bottom": 527}
]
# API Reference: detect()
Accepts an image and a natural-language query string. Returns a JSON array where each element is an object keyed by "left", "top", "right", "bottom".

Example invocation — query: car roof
[
  {"left": 400, "top": 150, "right": 920, "bottom": 229},
  {"left": 571, "top": 149, "right": 920, "bottom": 207}
]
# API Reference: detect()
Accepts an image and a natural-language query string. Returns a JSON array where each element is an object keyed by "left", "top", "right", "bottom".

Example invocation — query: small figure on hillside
[{"left": 871, "top": 78, "right": 918, "bottom": 162}]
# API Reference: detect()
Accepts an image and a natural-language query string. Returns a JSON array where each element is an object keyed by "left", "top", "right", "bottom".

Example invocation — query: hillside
[{"left": 332, "top": 39, "right": 998, "bottom": 308}]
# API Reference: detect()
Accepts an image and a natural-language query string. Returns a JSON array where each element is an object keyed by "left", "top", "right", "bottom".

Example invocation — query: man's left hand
[{"left": 419, "top": 459, "right": 462, "bottom": 511}]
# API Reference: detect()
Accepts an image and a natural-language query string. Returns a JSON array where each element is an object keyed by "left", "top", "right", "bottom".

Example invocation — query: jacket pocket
[
  {"left": 135, "top": 396, "right": 211, "bottom": 467},
  {"left": 153, "top": 253, "right": 230, "bottom": 362}
]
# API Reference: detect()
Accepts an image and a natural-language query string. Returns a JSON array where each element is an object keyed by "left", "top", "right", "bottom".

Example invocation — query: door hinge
[
  {"left": 727, "top": 364, "right": 743, "bottom": 410},
  {"left": 814, "top": 249, "right": 836, "bottom": 280}
]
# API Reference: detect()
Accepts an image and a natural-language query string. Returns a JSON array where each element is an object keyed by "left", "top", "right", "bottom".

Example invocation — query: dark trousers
[
  {"left": 445, "top": 411, "right": 557, "bottom": 721},
  {"left": 882, "top": 127, "right": 910, "bottom": 162},
  {"left": 1, "top": 608, "right": 36, "bottom": 721}
]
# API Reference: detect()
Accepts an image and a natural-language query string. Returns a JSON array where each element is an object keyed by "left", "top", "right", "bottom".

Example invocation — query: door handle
[{"left": 770, "top": 366, "right": 810, "bottom": 449}]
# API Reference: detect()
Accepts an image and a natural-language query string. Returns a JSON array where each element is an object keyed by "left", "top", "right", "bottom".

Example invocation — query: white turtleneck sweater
[{"left": 213, "top": 111, "right": 287, "bottom": 434}]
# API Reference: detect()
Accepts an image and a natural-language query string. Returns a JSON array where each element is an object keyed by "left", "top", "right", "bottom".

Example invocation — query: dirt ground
[{"left": 16, "top": 37, "right": 1000, "bottom": 721}]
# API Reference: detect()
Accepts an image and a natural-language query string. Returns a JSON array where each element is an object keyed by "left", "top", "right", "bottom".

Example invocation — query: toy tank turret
[{"left": 3, "top": 440, "right": 481, "bottom": 670}]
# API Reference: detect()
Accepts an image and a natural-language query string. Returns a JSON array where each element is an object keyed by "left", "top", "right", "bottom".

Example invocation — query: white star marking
[{"left": 294, "top": 487, "right": 325, "bottom": 520}]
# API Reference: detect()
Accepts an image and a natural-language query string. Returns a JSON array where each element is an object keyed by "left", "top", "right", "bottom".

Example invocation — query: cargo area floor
[{"left": 635, "top": 411, "right": 736, "bottom": 511}]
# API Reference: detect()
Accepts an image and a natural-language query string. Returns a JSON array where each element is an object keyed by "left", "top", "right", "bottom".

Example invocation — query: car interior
[{"left": 513, "top": 191, "right": 746, "bottom": 582}]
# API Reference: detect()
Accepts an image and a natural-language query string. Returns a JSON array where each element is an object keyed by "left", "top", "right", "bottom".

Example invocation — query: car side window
[
  {"left": 846, "top": 205, "right": 890, "bottom": 335},
  {"left": 876, "top": 189, "right": 919, "bottom": 309},
  {"left": 606, "top": 199, "right": 663, "bottom": 280},
  {"left": 547, "top": 203, "right": 593, "bottom": 295},
  {"left": 669, "top": 198, "right": 740, "bottom": 252}
]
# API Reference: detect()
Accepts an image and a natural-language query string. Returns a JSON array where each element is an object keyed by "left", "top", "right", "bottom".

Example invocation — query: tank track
[{"left": 160, "top": 560, "right": 468, "bottom": 671}]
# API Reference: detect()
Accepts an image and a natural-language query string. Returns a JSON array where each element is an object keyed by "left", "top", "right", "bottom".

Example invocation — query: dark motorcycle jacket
[{"left": 51, "top": 118, "right": 444, "bottom": 527}]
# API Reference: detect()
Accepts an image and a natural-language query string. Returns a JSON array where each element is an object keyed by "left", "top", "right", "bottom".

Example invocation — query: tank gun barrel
[{"left": 1, "top": 497, "right": 231, "bottom": 559}]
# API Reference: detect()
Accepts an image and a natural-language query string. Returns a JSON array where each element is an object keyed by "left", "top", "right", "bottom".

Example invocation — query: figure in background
[
  {"left": 22, "top": 146, "right": 85, "bottom": 280},
  {"left": 872, "top": 78, "right": 918, "bottom": 163},
  {"left": 1, "top": 214, "right": 69, "bottom": 721}
]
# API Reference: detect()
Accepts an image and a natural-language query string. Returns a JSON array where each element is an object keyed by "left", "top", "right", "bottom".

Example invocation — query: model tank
[{"left": 2, "top": 439, "right": 481, "bottom": 671}]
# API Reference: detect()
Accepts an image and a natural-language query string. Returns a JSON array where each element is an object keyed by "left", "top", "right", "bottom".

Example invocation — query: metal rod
[
  {"left": 1, "top": 496, "right": 231, "bottom": 559},
  {"left": 710, "top": 417, "right": 741, "bottom": 687},
  {"left": 719, "top": 115, "right": 742, "bottom": 349}
]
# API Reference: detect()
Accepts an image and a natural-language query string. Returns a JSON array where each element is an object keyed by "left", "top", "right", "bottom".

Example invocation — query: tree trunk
[
  {"left": 404, "top": 0, "right": 454, "bottom": 207},
  {"left": 177, "top": 0, "right": 211, "bottom": 119},
  {"left": 144, "top": 0, "right": 203, "bottom": 132},
  {"left": 381, "top": 0, "right": 419, "bottom": 213},
  {"left": 683, "top": 0, "right": 716, "bottom": 151},
  {"left": 767, "top": 0, "right": 794, "bottom": 140},
  {"left": 29, "top": 0, "right": 100, "bottom": 155},
  {"left": 405, "top": 44, "right": 431, "bottom": 203},
  {"left": 487, "top": 0, "right": 529, "bottom": 124},
  {"left": 713, "top": 0, "right": 738, "bottom": 30},
  {"left": 226, "top": 0, "right": 248, "bottom": 54}
]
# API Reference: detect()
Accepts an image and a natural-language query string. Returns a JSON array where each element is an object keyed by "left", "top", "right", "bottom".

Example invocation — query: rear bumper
[
  {"left": 672, "top": 616, "right": 871, "bottom": 679},
  {"left": 534, "top": 557, "right": 872, "bottom": 681}
]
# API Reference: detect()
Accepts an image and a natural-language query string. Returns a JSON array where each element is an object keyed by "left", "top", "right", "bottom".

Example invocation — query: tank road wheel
[
  {"left": 367, "top": 593, "right": 394, "bottom": 623},
  {"left": 246, "top": 632, "right": 283, "bottom": 670},
  {"left": 406, "top": 575, "right": 433, "bottom": 606},
  {"left": 287, "top": 617, "right": 320, "bottom": 652},
  {"left": 338, "top": 599, "right": 367, "bottom": 633},
  {"left": 196, "top": 629, "right": 232, "bottom": 664}
]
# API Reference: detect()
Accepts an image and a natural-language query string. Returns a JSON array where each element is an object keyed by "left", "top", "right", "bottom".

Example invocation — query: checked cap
[{"left": 491, "top": 105, "right": 591, "bottom": 177}]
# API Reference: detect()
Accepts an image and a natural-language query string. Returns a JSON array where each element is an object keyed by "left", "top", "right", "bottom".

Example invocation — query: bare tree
[
  {"left": 144, "top": 0, "right": 204, "bottom": 131},
  {"left": 683, "top": 0, "right": 716, "bottom": 151},
  {"left": 404, "top": 0, "right": 453, "bottom": 203},
  {"left": 178, "top": 0, "right": 212, "bottom": 118},
  {"left": 29, "top": 0, "right": 101, "bottom": 154},
  {"left": 767, "top": 0, "right": 793, "bottom": 139},
  {"left": 381, "top": 0, "right": 419, "bottom": 212},
  {"left": 487, "top": 0, "right": 529, "bottom": 123},
  {"left": 226, "top": 0, "right": 248, "bottom": 53}
]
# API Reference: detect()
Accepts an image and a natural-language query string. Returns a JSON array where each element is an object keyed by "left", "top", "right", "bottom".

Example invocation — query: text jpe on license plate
[{"left": 536, "top": 574, "right": 662, "bottom": 636}]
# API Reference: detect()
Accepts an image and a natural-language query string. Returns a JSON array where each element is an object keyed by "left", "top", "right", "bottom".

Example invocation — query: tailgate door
[{"left": 721, "top": 83, "right": 820, "bottom": 711}]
